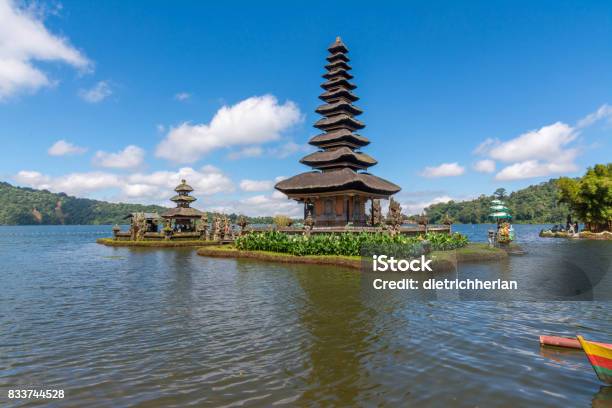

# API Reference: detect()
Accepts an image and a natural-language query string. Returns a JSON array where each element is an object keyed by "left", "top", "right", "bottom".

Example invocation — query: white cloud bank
[
  {"left": 93, "top": 145, "right": 145, "bottom": 169},
  {"left": 156, "top": 95, "right": 303, "bottom": 163},
  {"left": 48, "top": 139, "right": 87, "bottom": 156},
  {"left": 15, "top": 165, "right": 235, "bottom": 202},
  {"left": 474, "top": 104, "right": 612, "bottom": 181},
  {"left": 239, "top": 176, "right": 286, "bottom": 192},
  {"left": 79, "top": 80, "right": 112, "bottom": 103},
  {"left": 420, "top": 162, "right": 465, "bottom": 178},
  {"left": 0, "top": 0, "right": 90, "bottom": 100},
  {"left": 473, "top": 159, "right": 496, "bottom": 173}
]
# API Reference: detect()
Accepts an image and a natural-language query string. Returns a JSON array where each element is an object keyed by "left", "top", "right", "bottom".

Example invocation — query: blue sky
[{"left": 1, "top": 0, "right": 611, "bottom": 216}]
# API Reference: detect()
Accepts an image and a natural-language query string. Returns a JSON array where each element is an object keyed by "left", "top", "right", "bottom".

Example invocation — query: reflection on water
[{"left": 0, "top": 225, "right": 610, "bottom": 407}]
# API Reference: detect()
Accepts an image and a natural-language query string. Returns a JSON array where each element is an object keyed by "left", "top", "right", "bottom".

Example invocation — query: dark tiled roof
[
  {"left": 275, "top": 168, "right": 400, "bottom": 196},
  {"left": 326, "top": 52, "right": 349, "bottom": 63},
  {"left": 323, "top": 69, "right": 353, "bottom": 80},
  {"left": 328, "top": 37, "right": 349, "bottom": 53},
  {"left": 320, "top": 77, "right": 357, "bottom": 91},
  {"left": 325, "top": 60, "right": 352, "bottom": 71},
  {"left": 314, "top": 114, "right": 365, "bottom": 131},
  {"left": 170, "top": 195, "right": 196, "bottom": 202},
  {"left": 300, "top": 147, "right": 377, "bottom": 169},
  {"left": 174, "top": 179, "right": 194, "bottom": 192},
  {"left": 161, "top": 207, "right": 205, "bottom": 218},
  {"left": 315, "top": 101, "right": 363, "bottom": 116},
  {"left": 319, "top": 88, "right": 359, "bottom": 102},
  {"left": 309, "top": 129, "right": 370, "bottom": 147}
]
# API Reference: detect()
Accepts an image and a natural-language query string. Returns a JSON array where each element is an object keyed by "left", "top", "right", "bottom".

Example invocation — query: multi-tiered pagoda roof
[
  {"left": 276, "top": 37, "right": 400, "bottom": 197},
  {"left": 162, "top": 179, "right": 205, "bottom": 218}
]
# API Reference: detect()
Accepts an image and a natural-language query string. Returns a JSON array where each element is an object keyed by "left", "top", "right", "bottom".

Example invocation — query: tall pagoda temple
[{"left": 275, "top": 37, "right": 400, "bottom": 226}]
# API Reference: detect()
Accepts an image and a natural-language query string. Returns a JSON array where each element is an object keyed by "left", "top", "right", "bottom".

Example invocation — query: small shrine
[
  {"left": 161, "top": 180, "right": 205, "bottom": 232},
  {"left": 275, "top": 37, "right": 401, "bottom": 227}
]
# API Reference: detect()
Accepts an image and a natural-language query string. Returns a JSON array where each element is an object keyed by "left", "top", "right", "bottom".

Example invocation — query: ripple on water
[{"left": 0, "top": 225, "right": 610, "bottom": 407}]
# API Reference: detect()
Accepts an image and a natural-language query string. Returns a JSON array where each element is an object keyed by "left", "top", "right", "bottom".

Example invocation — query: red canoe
[{"left": 540, "top": 335, "right": 612, "bottom": 350}]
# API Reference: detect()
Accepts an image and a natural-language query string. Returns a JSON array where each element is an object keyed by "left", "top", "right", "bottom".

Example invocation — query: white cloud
[
  {"left": 475, "top": 105, "right": 612, "bottom": 181},
  {"left": 93, "top": 145, "right": 145, "bottom": 169},
  {"left": 227, "top": 146, "right": 264, "bottom": 160},
  {"left": 79, "top": 80, "right": 112, "bottom": 103},
  {"left": 577, "top": 104, "right": 612, "bottom": 128},
  {"left": 0, "top": 0, "right": 91, "bottom": 100},
  {"left": 15, "top": 170, "right": 120, "bottom": 194},
  {"left": 240, "top": 179, "right": 274, "bottom": 192},
  {"left": 14, "top": 165, "right": 235, "bottom": 202},
  {"left": 495, "top": 150, "right": 579, "bottom": 181},
  {"left": 48, "top": 139, "right": 87, "bottom": 156},
  {"left": 267, "top": 142, "right": 313, "bottom": 158},
  {"left": 156, "top": 95, "right": 303, "bottom": 163},
  {"left": 174, "top": 92, "right": 190, "bottom": 101},
  {"left": 420, "top": 162, "right": 465, "bottom": 178},
  {"left": 209, "top": 191, "right": 302, "bottom": 217},
  {"left": 473, "top": 159, "right": 495, "bottom": 173},
  {"left": 483, "top": 122, "right": 576, "bottom": 163}
]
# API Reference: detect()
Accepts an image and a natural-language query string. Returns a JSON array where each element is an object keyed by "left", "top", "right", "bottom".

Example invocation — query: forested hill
[
  {"left": 0, "top": 182, "right": 169, "bottom": 225},
  {"left": 423, "top": 179, "right": 570, "bottom": 224}
]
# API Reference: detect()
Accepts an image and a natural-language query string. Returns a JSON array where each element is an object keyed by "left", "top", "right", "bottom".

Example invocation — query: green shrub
[{"left": 235, "top": 231, "right": 468, "bottom": 257}]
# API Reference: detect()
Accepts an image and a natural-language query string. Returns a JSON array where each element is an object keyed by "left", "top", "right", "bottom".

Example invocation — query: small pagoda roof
[
  {"left": 314, "top": 114, "right": 365, "bottom": 131},
  {"left": 309, "top": 129, "right": 370, "bottom": 148},
  {"left": 300, "top": 147, "right": 377, "bottom": 170},
  {"left": 170, "top": 194, "right": 196, "bottom": 203},
  {"left": 326, "top": 52, "right": 349, "bottom": 63},
  {"left": 174, "top": 179, "right": 194, "bottom": 192},
  {"left": 315, "top": 101, "right": 363, "bottom": 116},
  {"left": 124, "top": 212, "right": 161, "bottom": 220},
  {"left": 323, "top": 69, "right": 353, "bottom": 80},
  {"left": 161, "top": 207, "right": 205, "bottom": 219},
  {"left": 275, "top": 168, "right": 401, "bottom": 196},
  {"left": 321, "top": 77, "right": 357, "bottom": 91},
  {"left": 319, "top": 88, "right": 359, "bottom": 103},
  {"left": 325, "top": 60, "right": 351, "bottom": 71},
  {"left": 328, "top": 37, "right": 348, "bottom": 53}
]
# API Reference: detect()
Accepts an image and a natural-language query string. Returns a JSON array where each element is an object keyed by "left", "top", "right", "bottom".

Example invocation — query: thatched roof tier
[
  {"left": 174, "top": 179, "right": 193, "bottom": 192},
  {"left": 328, "top": 37, "right": 348, "bottom": 53},
  {"left": 314, "top": 114, "right": 365, "bottom": 131},
  {"left": 161, "top": 207, "right": 205, "bottom": 219},
  {"left": 323, "top": 68, "right": 353, "bottom": 80},
  {"left": 300, "top": 147, "right": 377, "bottom": 170},
  {"left": 325, "top": 60, "right": 351, "bottom": 71},
  {"left": 308, "top": 129, "right": 370, "bottom": 148},
  {"left": 275, "top": 168, "right": 400, "bottom": 196},
  {"left": 326, "top": 52, "right": 349, "bottom": 63},
  {"left": 320, "top": 77, "right": 357, "bottom": 91},
  {"left": 170, "top": 194, "right": 196, "bottom": 203},
  {"left": 315, "top": 101, "right": 362, "bottom": 116},
  {"left": 319, "top": 88, "right": 359, "bottom": 103}
]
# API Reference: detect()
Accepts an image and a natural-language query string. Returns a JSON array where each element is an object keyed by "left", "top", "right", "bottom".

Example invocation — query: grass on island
[
  {"left": 97, "top": 238, "right": 219, "bottom": 247},
  {"left": 197, "top": 243, "right": 506, "bottom": 270}
]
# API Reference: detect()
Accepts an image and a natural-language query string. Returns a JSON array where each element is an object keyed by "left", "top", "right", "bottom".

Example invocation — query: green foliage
[
  {"left": 557, "top": 163, "right": 611, "bottom": 231},
  {"left": 0, "top": 182, "right": 272, "bottom": 225},
  {"left": 235, "top": 231, "right": 468, "bottom": 257},
  {"left": 423, "top": 179, "right": 570, "bottom": 224}
]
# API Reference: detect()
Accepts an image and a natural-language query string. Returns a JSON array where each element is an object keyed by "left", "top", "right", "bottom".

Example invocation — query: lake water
[{"left": 1, "top": 225, "right": 611, "bottom": 407}]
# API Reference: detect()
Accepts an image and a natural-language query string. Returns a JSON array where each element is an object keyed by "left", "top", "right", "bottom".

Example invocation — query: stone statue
[
  {"left": 303, "top": 209, "right": 314, "bottom": 237},
  {"left": 370, "top": 199, "right": 382, "bottom": 227},
  {"left": 163, "top": 218, "right": 173, "bottom": 240},
  {"left": 213, "top": 215, "right": 222, "bottom": 241},
  {"left": 386, "top": 198, "right": 403, "bottom": 236},
  {"left": 237, "top": 215, "right": 248, "bottom": 236},
  {"left": 197, "top": 214, "right": 208, "bottom": 240},
  {"left": 223, "top": 216, "right": 233, "bottom": 240}
]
